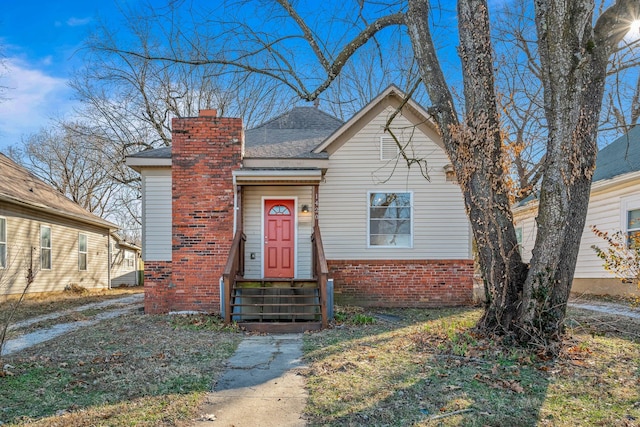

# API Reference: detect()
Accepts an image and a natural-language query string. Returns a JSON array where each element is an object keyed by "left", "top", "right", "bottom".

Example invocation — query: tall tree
[{"left": 110, "top": 0, "right": 639, "bottom": 349}]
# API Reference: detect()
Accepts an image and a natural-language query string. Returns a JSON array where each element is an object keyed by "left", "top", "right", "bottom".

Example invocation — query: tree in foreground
[{"left": 109, "top": 0, "right": 640, "bottom": 351}]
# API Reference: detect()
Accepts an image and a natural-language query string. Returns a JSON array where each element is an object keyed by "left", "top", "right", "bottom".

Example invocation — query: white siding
[
  {"left": 514, "top": 210, "right": 537, "bottom": 263},
  {"left": 319, "top": 106, "right": 471, "bottom": 260},
  {"left": 577, "top": 183, "right": 640, "bottom": 278},
  {"left": 242, "top": 186, "right": 313, "bottom": 279},
  {"left": 141, "top": 168, "right": 172, "bottom": 261},
  {"left": 514, "top": 180, "right": 640, "bottom": 279}
]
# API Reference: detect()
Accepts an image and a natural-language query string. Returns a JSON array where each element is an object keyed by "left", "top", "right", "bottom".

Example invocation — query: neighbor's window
[
  {"left": 628, "top": 208, "right": 640, "bottom": 248},
  {"left": 515, "top": 227, "right": 523, "bottom": 255},
  {"left": 124, "top": 250, "right": 134, "bottom": 268},
  {"left": 0, "top": 217, "right": 6, "bottom": 269},
  {"left": 41, "top": 226, "right": 51, "bottom": 270},
  {"left": 368, "top": 192, "right": 412, "bottom": 247},
  {"left": 78, "top": 234, "right": 88, "bottom": 271}
]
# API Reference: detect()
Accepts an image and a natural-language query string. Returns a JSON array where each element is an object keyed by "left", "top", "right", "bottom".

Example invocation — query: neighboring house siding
[
  {"left": 111, "top": 245, "right": 140, "bottom": 287},
  {"left": 243, "top": 186, "right": 314, "bottom": 279},
  {"left": 514, "top": 208, "right": 538, "bottom": 263},
  {"left": 513, "top": 178, "right": 640, "bottom": 295},
  {"left": 142, "top": 169, "right": 172, "bottom": 261},
  {"left": 319, "top": 107, "right": 470, "bottom": 260},
  {"left": 0, "top": 204, "right": 110, "bottom": 295},
  {"left": 577, "top": 182, "right": 640, "bottom": 278}
]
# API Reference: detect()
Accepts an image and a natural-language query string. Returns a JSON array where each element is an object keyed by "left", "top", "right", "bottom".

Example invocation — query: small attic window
[{"left": 380, "top": 136, "right": 399, "bottom": 160}]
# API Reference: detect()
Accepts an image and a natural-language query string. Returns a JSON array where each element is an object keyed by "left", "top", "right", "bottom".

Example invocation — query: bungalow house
[
  {"left": 0, "top": 153, "right": 120, "bottom": 295},
  {"left": 126, "top": 85, "right": 474, "bottom": 331},
  {"left": 513, "top": 126, "right": 640, "bottom": 297}
]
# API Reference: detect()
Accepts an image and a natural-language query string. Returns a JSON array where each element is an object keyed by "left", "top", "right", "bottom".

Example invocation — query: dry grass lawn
[{"left": 302, "top": 305, "right": 640, "bottom": 426}]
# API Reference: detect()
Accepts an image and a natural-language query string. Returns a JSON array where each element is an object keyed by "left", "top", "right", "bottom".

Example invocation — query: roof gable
[
  {"left": 0, "top": 153, "right": 117, "bottom": 230},
  {"left": 313, "top": 84, "right": 442, "bottom": 155}
]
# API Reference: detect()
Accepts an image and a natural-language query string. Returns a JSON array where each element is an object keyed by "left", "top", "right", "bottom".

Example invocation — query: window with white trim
[
  {"left": 627, "top": 208, "right": 640, "bottom": 248},
  {"left": 41, "top": 226, "right": 51, "bottom": 270},
  {"left": 380, "top": 136, "right": 399, "bottom": 160},
  {"left": 368, "top": 192, "right": 412, "bottom": 247},
  {"left": 124, "top": 250, "right": 134, "bottom": 268},
  {"left": 515, "top": 226, "right": 523, "bottom": 255},
  {"left": 0, "top": 217, "right": 6, "bottom": 269},
  {"left": 78, "top": 234, "right": 88, "bottom": 271}
]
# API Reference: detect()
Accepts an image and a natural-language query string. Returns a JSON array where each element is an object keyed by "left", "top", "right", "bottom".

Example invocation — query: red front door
[{"left": 264, "top": 199, "right": 295, "bottom": 278}]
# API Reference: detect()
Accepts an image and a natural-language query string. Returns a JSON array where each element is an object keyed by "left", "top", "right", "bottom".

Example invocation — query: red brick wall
[
  {"left": 167, "top": 112, "right": 243, "bottom": 313},
  {"left": 144, "top": 261, "right": 172, "bottom": 314},
  {"left": 328, "top": 259, "right": 474, "bottom": 307}
]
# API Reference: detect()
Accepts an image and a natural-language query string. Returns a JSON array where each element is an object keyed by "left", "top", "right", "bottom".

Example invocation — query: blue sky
[
  {"left": 0, "top": 1, "right": 636, "bottom": 153},
  {"left": 0, "top": 1, "right": 130, "bottom": 151}
]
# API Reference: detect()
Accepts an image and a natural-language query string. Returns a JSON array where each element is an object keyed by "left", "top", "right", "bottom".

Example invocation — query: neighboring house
[
  {"left": 110, "top": 232, "right": 142, "bottom": 287},
  {"left": 513, "top": 126, "right": 640, "bottom": 297},
  {"left": 127, "top": 85, "right": 474, "bottom": 330},
  {"left": 0, "top": 153, "right": 119, "bottom": 295}
]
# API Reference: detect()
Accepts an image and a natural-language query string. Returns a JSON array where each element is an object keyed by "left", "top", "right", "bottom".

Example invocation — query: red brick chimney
[{"left": 169, "top": 112, "right": 243, "bottom": 313}]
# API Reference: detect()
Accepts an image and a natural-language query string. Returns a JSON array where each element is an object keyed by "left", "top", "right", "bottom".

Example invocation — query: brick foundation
[
  {"left": 144, "top": 261, "right": 172, "bottom": 314},
  {"left": 328, "top": 259, "right": 474, "bottom": 307}
]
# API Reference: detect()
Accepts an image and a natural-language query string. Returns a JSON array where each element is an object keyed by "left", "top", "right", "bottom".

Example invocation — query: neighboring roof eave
[
  {"left": 512, "top": 170, "right": 640, "bottom": 217},
  {"left": 591, "top": 169, "right": 640, "bottom": 194},
  {"left": 0, "top": 194, "right": 118, "bottom": 231},
  {"left": 313, "top": 84, "right": 441, "bottom": 155}
]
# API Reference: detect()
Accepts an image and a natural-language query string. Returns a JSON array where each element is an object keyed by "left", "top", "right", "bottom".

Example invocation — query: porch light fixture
[{"left": 301, "top": 204, "right": 310, "bottom": 213}]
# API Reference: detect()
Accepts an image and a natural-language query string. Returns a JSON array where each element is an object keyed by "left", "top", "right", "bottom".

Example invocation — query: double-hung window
[
  {"left": 41, "top": 226, "right": 52, "bottom": 270},
  {"left": 0, "top": 217, "right": 6, "bottom": 269},
  {"left": 368, "top": 192, "right": 412, "bottom": 247},
  {"left": 78, "top": 234, "right": 88, "bottom": 271},
  {"left": 125, "top": 250, "right": 134, "bottom": 268}
]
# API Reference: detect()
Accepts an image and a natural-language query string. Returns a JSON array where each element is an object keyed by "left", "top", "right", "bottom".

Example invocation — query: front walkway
[{"left": 193, "top": 334, "right": 308, "bottom": 427}]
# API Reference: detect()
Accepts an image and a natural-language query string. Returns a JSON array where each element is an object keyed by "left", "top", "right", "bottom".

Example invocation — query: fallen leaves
[{"left": 474, "top": 373, "right": 525, "bottom": 393}]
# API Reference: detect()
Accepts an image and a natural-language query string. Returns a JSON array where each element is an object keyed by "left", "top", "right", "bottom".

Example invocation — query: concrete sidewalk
[
  {"left": 2, "top": 293, "right": 143, "bottom": 356},
  {"left": 193, "top": 334, "right": 308, "bottom": 427}
]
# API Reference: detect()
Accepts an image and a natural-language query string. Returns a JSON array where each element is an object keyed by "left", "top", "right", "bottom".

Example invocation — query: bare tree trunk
[
  {"left": 408, "top": 0, "right": 528, "bottom": 335},
  {"left": 514, "top": 0, "right": 616, "bottom": 346}
]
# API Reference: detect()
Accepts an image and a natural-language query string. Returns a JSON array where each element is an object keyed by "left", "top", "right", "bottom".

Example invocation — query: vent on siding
[{"left": 380, "top": 136, "right": 399, "bottom": 160}]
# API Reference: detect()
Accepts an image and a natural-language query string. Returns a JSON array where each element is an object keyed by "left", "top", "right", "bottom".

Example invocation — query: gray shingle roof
[
  {"left": 516, "top": 126, "right": 640, "bottom": 208},
  {"left": 128, "top": 107, "right": 343, "bottom": 160},
  {"left": 245, "top": 107, "right": 342, "bottom": 158},
  {"left": 592, "top": 125, "right": 640, "bottom": 181},
  {"left": 127, "top": 146, "right": 171, "bottom": 159},
  {"left": 0, "top": 153, "right": 117, "bottom": 229}
]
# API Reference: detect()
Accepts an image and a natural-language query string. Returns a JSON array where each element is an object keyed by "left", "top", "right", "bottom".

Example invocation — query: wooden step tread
[
  {"left": 231, "top": 303, "right": 320, "bottom": 307},
  {"left": 239, "top": 322, "right": 322, "bottom": 333},
  {"left": 234, "top": 280, "right": 318, "bottom": 289}
]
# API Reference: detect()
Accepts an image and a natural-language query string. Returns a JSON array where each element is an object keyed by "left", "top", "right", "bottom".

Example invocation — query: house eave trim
[
  {"left": 125, "top": 157, "right": 172, "bottom": 171},
  {"left": 233, "top": 169, "right": 322, "bottom": 185},
  {"left": 242, "top": 157, "right": 328, "bottom": 169}
]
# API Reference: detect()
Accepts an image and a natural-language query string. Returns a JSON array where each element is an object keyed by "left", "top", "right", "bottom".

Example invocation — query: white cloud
[
  {"left": 67, "top": 17, "right": 92, "bottom": 27},
  {"left": 0, "top": 58, "right": 78, "bottom": 150}
]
